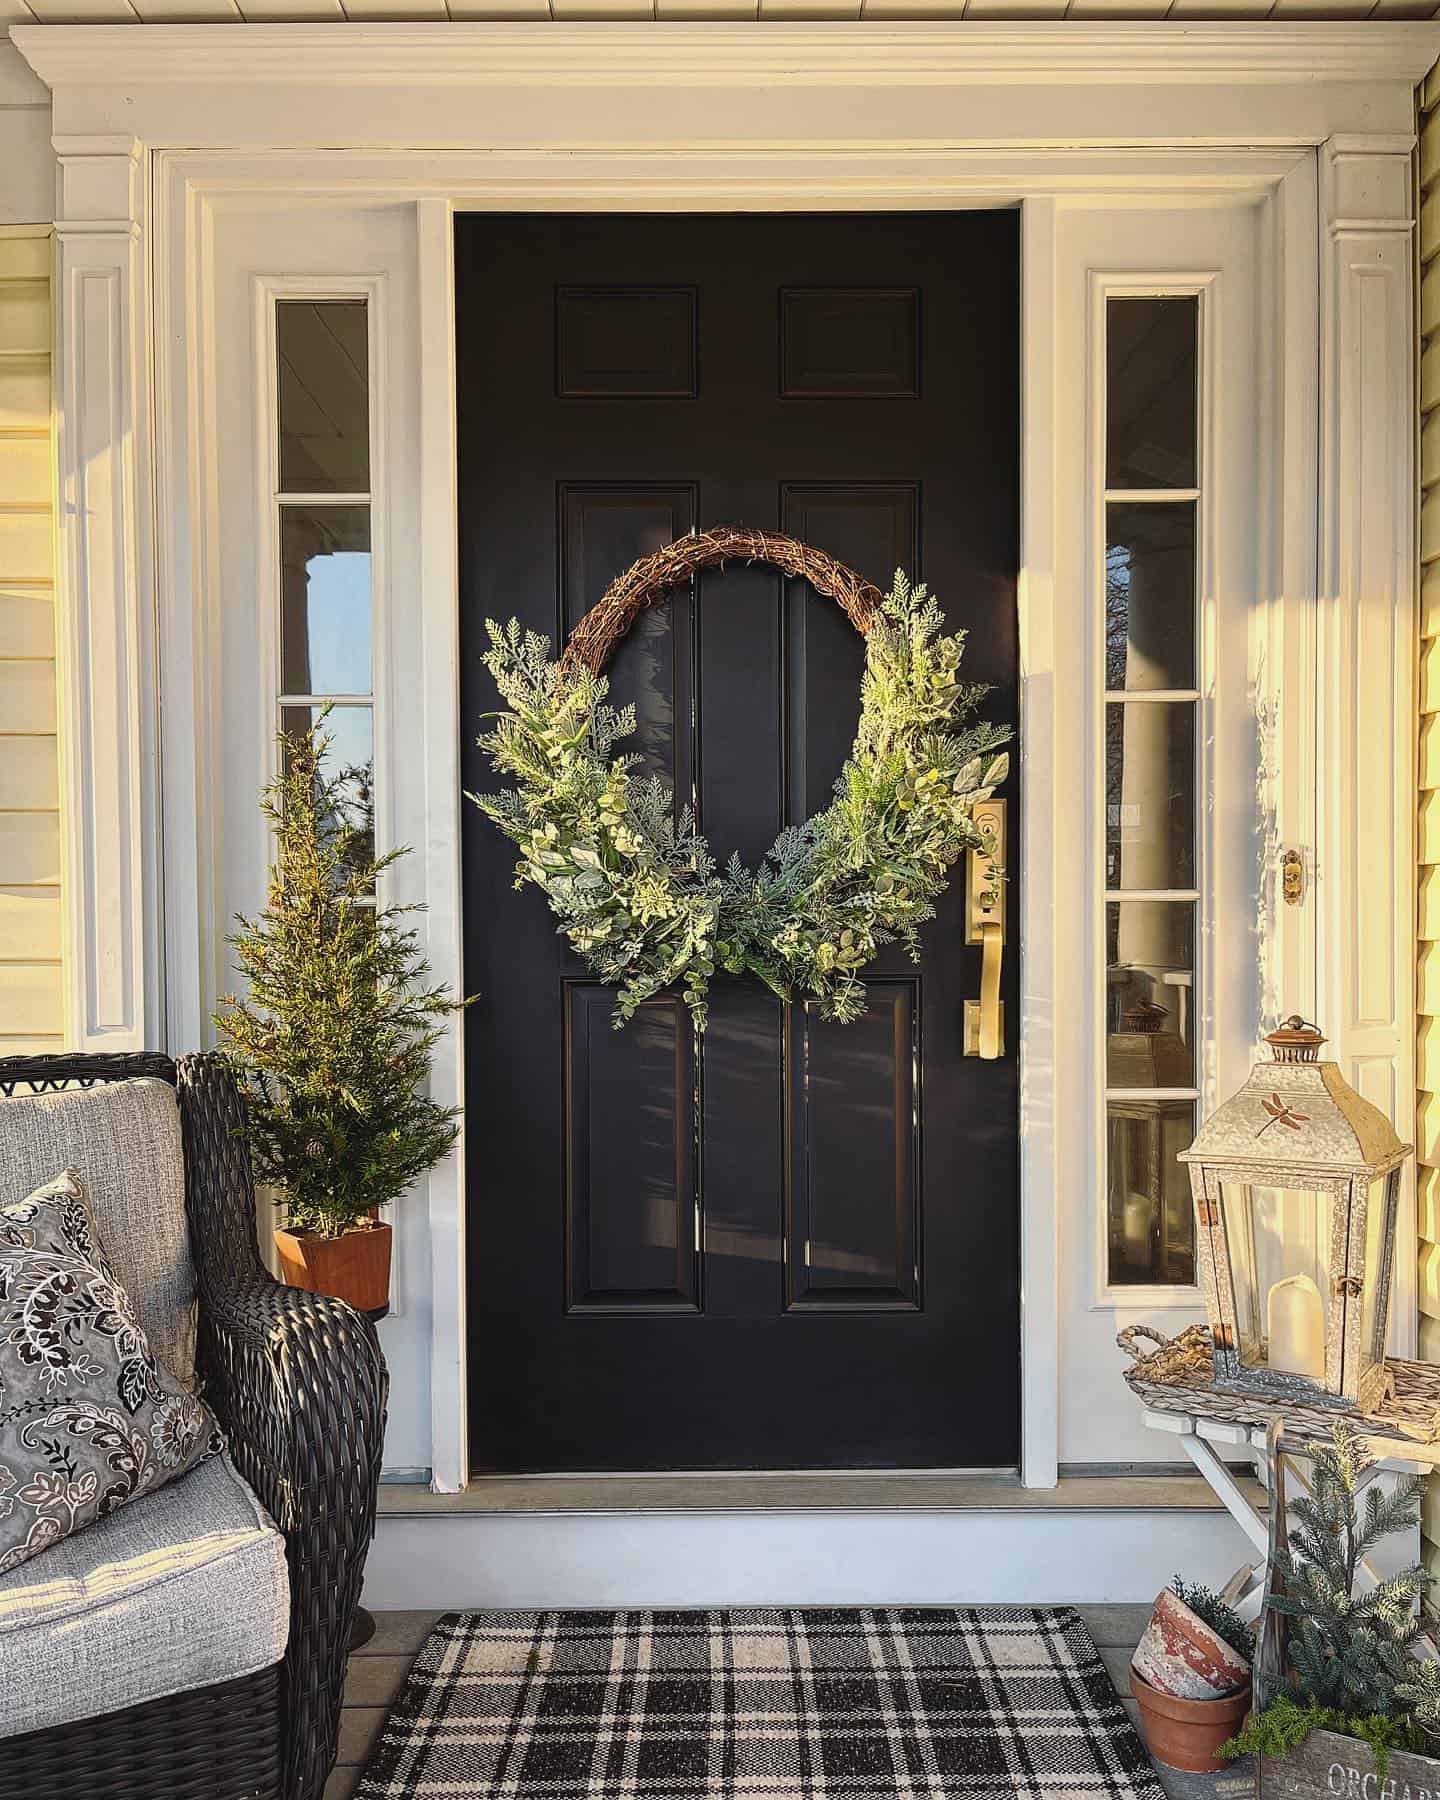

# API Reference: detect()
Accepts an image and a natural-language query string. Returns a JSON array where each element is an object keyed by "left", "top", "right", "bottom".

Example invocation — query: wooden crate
[{"left": 1257, "top": 1729, "right": 1440, "bottom": 1799}]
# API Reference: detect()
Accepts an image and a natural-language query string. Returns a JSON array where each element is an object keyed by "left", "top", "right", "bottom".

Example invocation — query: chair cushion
[
  {"left": 0, "top": 1171, "right": 223, "bottom": 1577},
  {"left": 0, "top": 1450, "right": 289, "bottom": 1739},
  {"left": 0, "top": 1078, "right": 197, "bottom": 1386}
]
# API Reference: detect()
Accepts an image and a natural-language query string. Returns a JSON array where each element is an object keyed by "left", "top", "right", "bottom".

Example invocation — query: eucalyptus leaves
[{"left": 472, "top": 572, "right": 1010, "bottom": 1030}]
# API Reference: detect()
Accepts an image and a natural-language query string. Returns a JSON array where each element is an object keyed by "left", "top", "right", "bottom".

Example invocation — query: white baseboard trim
[{"left": 362, "top": 1507, "right": 1252, "bottom": 1609}]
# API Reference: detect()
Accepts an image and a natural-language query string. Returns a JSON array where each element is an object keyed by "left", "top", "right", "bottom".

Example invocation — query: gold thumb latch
[
  {"left": 963, "top": 800, "right": 1005, "bottom": 1059},
  {"left": 1281, "top": 848, "right": 1305, "bottom": 907}
]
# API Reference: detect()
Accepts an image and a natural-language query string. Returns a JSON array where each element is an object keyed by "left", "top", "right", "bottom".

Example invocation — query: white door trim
[{"left": 23, "top": 23, "right": 1429, "bottom": 1492}]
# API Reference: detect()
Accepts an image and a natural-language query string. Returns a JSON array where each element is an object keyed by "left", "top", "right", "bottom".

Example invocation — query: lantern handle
[{"left": 1115, "top": 1323, "right": 1177, "bottom": 1363}]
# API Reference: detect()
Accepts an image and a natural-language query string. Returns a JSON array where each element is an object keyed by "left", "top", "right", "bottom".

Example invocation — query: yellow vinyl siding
[{"left": 0, "top": 226, "right": 62, "bottom": 1056}]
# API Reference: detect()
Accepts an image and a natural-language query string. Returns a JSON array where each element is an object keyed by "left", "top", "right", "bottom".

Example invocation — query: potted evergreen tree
[
  {"left": 216, "top": 714, "right": 466, "bottom": 1318},
  {"left": 1222, "top": 1423, "right": 1440, "bottom": 1797}
]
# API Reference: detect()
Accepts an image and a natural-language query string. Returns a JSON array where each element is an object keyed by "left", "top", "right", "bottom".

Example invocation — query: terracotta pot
[
  {"left": 1130, "top": 1667, "right": 1252, "bottom": 1774},
  {"left": 1133, "top": 1588, "right": 1252, "bottom": 1700},
  {"left": 274, "top": 1219, "right": 392, "bottom": 1317}
]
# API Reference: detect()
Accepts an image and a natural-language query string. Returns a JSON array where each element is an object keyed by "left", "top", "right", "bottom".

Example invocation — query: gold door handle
[
  {"left": 977, "top": 920, "right": 1002, "bottom": 1060},
  {"left": 963, "top": 800, "right": 1005, "bottom": 1059}
]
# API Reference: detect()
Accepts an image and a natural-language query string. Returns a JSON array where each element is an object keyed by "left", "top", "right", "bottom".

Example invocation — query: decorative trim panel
[
  {"left": 1317, "top": 134, "right": 1417, "bottom": 1359},
  {"left": 53, "top": 139, "right": 160, "bottom": 1051}
]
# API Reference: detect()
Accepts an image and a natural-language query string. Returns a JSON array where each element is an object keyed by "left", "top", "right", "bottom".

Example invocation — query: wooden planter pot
[
  {"left": 274, "top": 1219, "right": 392, "bottom": 1319},
  {"left": 1256, "top": 1728, "right": 1440, "bottom": 1800},
  {"left": 1131, "top": 1668, "right": 1252, "bottom": 1773}
]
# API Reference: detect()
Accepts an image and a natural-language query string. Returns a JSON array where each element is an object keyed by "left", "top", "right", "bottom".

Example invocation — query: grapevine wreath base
[{"left": 472, "top": 527, "right": 1010, "bottom": 1030}]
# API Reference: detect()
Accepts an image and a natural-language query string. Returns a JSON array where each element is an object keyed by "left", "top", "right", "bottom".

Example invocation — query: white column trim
[
  {"left": 1019, "top": 194, "right": 1060, "bottom": 1488},
  {"left": 1317, "top": 132, "right": 1419, "bottom": 1359},
  {"left": 52, "top": 134, "right": 162, "bottom": 1053},
  {"left": 416, "top": 195, "right": 468, "bottom": 1493}
]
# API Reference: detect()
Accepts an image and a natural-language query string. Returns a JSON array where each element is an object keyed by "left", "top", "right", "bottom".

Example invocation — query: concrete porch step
[{"left": 364, "top": 1471, "right": 1259, "bottom": 1609}]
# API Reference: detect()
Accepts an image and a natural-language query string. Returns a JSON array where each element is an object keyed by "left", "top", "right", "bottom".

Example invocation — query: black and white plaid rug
[{"left": 355, "top": 1606, "right": 1164, "bottom": 1798}]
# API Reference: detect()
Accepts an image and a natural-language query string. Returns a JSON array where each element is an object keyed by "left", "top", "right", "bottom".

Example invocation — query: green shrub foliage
[
  {"left": 1222, "top": 1695, "right": 1427, "bottom": 1778},
  {"left": 216, "top": 715, "right": 466, "bottom": 1237},
  {"left": 1268, "top": 1423, "right": 1427, "bottom": 1719},
  {"left": 473, "top": 573, "right": 1011, "bottom": 1030},
  {"left": 1223, "top": 1423, "right": 1437, "bottom": 1770},
  {"left": 1169, "top": 1576, "right": 1255, "bottom": 1664}
]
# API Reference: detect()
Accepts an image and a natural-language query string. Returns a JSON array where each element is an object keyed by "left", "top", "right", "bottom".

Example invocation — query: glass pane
[
  {"left": 280, "top": 506, "right": 371, "bottom": 697},
  {"left": 280, "top": 702, "right": 374, "bottom": 870},
  {"left": 1106, "top": 503, "right": 1195, "bottom": 691},
  {"left": 1106, "top": 901, "right": 1193, "bottom": 1086},
  {"left": 1361, "top": 1173, "right": 1396, "bottom": 1361},
  {"left": 1106, "top": 1100, "right": 1195, "bottom": 1286},
  {"left": 277, "top": 299, "right": 369, "bottom": 494},
  {"left": 1106, "top": 296, "right": 1197, "bottom": 490},
  {"left": 1220, "top": 1182, "right": 1333, "bottom": 1376},
  {"left": 1105, "top": 702, "right": 1194, "bottom": 890}
]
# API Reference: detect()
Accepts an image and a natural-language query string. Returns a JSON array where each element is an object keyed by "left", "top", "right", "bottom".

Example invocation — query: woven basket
[{"left": 1117, "top": 1323, "right": 1440, "bottom": 1446}]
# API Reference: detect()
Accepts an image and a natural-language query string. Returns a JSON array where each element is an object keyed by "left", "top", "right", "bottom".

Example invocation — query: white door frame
[{"left": 15, "top": 22, "right": 1432, "bottom": 1493}]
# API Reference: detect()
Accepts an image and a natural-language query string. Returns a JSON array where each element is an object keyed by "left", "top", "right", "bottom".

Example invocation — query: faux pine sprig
[
  {"left": 1267, "top": 1423, "right": 1429, "bottom": 1719},
  {"left": 472, "top": 572, "right": 1011, "bottom": 1030}
]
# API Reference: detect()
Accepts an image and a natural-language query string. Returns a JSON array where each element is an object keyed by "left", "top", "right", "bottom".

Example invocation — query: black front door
[{"left": 458, "top": 213, "right": 1019, "bottom": 1473}]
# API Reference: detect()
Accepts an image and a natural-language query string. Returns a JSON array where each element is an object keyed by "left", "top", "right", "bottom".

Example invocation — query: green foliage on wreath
[{"left": 472, "top": 573, "right": 1011, "bottom": 1029}]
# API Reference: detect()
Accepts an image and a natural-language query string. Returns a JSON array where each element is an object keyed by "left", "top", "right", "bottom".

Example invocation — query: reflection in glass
[
  {"left": 277, "top": 300, "right": 369, "bottom": 495},
  {"left": 1361, "top": 1174, "right": 1397, "bottom": 1362},
  {"left": 1106, "top": 503, "right": 1195, "bottom": 691},
  {"left": 281, "top": 702, "right": 374, "bottom": 870},
  {"left": 280, "top": 506, "right": 371, "bottom": 697},
  {"left": 1220, "top": 1182, "right": 1333, "bottom": 1373},
  {"left": 1106, "top": 296, "right": 1198, "bottom": 490},
  {"left": 1107, "top": 1100, "right": 1195, "bottom": 1286},
  {"left": 1105, "top": 703, "right": 1194, "bottom": 890},
  {"left": 1106, "top": 901, "right": 1193, "bottom": 1086}
]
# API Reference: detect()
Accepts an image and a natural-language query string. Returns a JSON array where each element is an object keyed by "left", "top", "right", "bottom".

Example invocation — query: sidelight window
[
  {"left": 1101, "top": 294, "right": 1202, "bottom": 1292},
  {"left": 271, "top": 298, "right": 375, "bottom": 860}
]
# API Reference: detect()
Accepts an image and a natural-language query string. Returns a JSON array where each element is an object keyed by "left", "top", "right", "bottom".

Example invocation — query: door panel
[
  {"left": 785, "top": 982, "right": 919, "bottom": 1311},
  {"left": 565, "top": 986, "right": 698, "bottom": 1314},
  {"left": 458, "top": 212, "right": 1019, "bottom": 1472}
]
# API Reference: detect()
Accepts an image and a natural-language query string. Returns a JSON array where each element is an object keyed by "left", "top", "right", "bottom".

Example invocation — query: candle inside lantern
[
  {"left": 1267, "top": 1273, "right": 1326, "bottom": 1380},
  {"left": 1122, "top": 1193, "right": 1151, "bottom": 1268}
]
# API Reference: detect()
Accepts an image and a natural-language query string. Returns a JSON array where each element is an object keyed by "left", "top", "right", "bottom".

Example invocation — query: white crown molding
[{"left": 13, "top": 21, "right": 1440, "bottom": 93}]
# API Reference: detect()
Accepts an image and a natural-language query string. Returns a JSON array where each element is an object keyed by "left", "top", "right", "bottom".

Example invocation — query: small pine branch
[
  {"left": 1266, "top": 1422, "right": 1433, "bottom": 1728},
  {"left": 1170, "top": 1577, "right": 1255, "bottom": 1663}
]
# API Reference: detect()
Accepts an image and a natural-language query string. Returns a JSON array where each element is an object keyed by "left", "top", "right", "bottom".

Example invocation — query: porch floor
[{"left": 326, "top": 1606, "right": 1257, "bottom": 1800}]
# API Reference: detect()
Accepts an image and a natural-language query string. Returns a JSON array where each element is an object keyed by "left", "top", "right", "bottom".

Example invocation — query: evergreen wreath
[{"left": 471, "top": 528, "right": 1011, "bottom": 1031}]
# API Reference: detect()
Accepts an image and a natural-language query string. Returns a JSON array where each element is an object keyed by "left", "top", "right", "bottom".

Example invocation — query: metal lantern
[{"left": 1178, "top": 1018, "right": 1411, "bottom": 1414}]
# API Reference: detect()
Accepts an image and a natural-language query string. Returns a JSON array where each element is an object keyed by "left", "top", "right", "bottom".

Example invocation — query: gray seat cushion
[
  {"left": 0, "top": 1078, "right": 197, "bottom": 1387},
  {"left": 0, "top": 1451, "right": 289, "bottom": 1738}
]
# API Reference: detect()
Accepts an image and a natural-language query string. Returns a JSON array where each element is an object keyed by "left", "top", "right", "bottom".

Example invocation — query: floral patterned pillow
[{"left": 0, "top": 1169, "right": 222, "bottom": 1576}]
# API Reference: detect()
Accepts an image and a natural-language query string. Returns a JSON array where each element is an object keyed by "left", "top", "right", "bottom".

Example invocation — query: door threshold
[{"left": 377, "top": 1467, "right": 1255, "bottom": 1518}]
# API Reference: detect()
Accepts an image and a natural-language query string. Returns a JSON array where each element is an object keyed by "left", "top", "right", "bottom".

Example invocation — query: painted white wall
[{"left": 0, "top": 39, "right": 51, "bottom": 228}]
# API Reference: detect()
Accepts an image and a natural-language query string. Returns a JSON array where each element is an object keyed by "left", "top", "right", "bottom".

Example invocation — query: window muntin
[{"left": 1102, "top": 294, "right": 1201, "bottom": 1292}]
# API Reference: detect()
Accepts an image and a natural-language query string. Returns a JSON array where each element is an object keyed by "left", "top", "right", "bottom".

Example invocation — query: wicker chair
[{"left": 0, "top": 1050, "right": 389, "bottom": 1800}]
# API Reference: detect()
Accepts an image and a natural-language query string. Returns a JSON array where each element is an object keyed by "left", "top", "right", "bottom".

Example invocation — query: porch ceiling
[{"left": 3, "top": 0, "right": 1437, "bottom": 28}]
